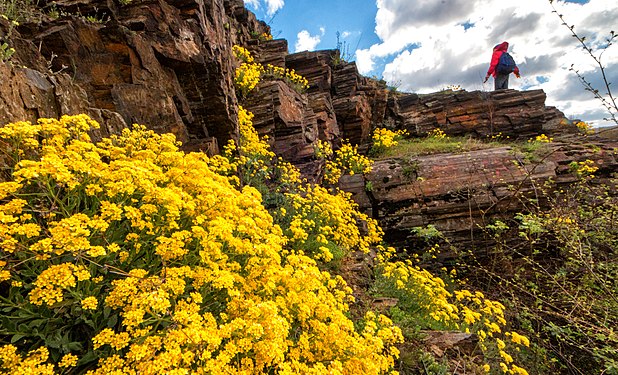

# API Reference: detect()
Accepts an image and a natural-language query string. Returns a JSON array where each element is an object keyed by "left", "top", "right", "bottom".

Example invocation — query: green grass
[
  {"left": 0, "top": 0, "right": 36, "bottom": 23},
  {"left": 373, "top": 136, "right": 506, "bottom": 159}
]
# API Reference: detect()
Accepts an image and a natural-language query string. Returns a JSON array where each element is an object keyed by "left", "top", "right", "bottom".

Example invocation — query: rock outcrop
[
  {"left": 389, "top": 89, "right": 566, "bottom": 139},
  {"left": 244, "top": 80, "right": 318, "bottom": 164},
  {"left": 341, "top": 139, "right": 618, "bottom": 254},
  {"left": 1, "top": 0, "right": 271, "bottom": 153}
]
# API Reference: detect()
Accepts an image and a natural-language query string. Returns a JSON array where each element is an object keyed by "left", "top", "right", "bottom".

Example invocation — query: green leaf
[
  {"left": 10, "top": 333, "right": 26, "bottom": 343},
  {"left": 77, "top": 350, "right": 98, "bottom": 366},
  {"left": 106, "top": 313, "right": 118, "bottom": 328},
  {"left": 65, "top": 341, "right": 83, "bottom": 351}
]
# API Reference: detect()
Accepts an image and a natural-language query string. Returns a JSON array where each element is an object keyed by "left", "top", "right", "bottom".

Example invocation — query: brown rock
[
  {"left": 388, "top": 89, "right": 573, "bottom": 140},
  {"left": 424, "top": 331, "right": 479, "bottom": 358},
  {"left": 249, "top": 39, "right": 288, "bottom": 68},
  {"left": 0, "top": 63, "right": 89, "bottom": 124},
  {"left": 243, "top": 80, "right": 318, "bottom": 163},
  {"left": 354, "top": 141, "right": 618, "bottom": 252},
  {"left": 330, "top": 62, "right": 389, "bottom": 144},
  {"left": 286, "top": 50, "right": 335, "bottom": 93}
]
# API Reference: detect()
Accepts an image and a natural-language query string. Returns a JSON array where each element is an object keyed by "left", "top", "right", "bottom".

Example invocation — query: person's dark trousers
[{"left": 495, "top": 73, "right": 509, "bottom": 90}]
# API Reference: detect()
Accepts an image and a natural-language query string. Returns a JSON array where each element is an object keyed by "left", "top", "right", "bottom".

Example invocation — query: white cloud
[
  {"left": 295, "top": 30, "right": 322, "bottom": 52},
  {"left": 243, "top": 0, "right": 284, "bottom": 16},
  {"left": 266, "top": 0, "right": 284, "bottom": 15},
  {"left": 243, "top": 0, "right": 260, "bottom": 9},
  {"left": 358, "top": 0, "right": 618, "bottom": 126}
]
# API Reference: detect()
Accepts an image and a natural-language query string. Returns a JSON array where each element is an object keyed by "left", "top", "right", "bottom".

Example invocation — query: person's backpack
[{"left": 496, "top": 52, "right": 516, "bottom": 74}]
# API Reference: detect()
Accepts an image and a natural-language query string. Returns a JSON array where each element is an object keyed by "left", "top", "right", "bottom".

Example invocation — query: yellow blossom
[
  {"left": 58, "top": 353, "right": 78, "bottom": 367},
  {"left": 81, "top": 296, "right": 99, "bottom": 310}
]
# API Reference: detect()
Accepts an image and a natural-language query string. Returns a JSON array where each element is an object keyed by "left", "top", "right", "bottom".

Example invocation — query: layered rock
[
  {"left": 345, "top": 139, "right": 618, "bottom": 253},
  {"left": 285, "top": 50, "right": 340, "bottom": 143},
  {"left": 244, "top": 80, "right": 318, "bottom": 164},
  {"left": 0, "top": 62, "right": 88, "bottom": 124},
  {"left": 389, "top": 89, "right": 568, "bottom": 140},
  {"left": 1, "top": 0, "right": 271, "bottom": 154}
]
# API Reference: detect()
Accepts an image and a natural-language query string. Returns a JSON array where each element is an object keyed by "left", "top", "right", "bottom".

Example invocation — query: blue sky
[
  {"left": 267, "top": 0, "right": 381, "bottom": 51},
  {"left": 245, "top": 0, "right": 617, "bottom": 127}
]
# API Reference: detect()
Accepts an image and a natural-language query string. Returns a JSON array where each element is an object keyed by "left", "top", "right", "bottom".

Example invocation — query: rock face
[
  {"left": 390, "top": 89, "right": 566, "bottom": 139},
  {"left": 0, "top": 0, "right": 270, "bottom": 153},
  {"left": 345, "top": 140, "right": 618, "bottom": 253},
  {"left": 244, "top": 80, "right": 318, "bottom": 164}
]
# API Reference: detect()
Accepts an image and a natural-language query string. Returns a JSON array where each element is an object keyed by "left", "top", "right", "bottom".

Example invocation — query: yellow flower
[
  {"left": 510, "top": 331, "right": 530, "bottom": 347},
  {"left": 500, "top": 362, "right": 509, "bottom": 373},
  {"left": 81, "top": 296, "right": 99, "bottom": 310},
  {"left": 531, "top": 133, "right": 552, "bottom": 143},
  {"left": 511, "top": 364, "right": 529, "bottom": 375},
  {"left": 0, "top": 270, "right": 10, "bottom": 282},
  {"left": 428, "top": 128, "right": 447, "bottom": 139},
  {"left": 232, "top": 45, "right": 254, "bottom": 63},
  {"left": 371, "top": 128, "right": 407, "bottom": 154},
  {"left": 59, "top": 353, "right": 78, "bottom": 367}
]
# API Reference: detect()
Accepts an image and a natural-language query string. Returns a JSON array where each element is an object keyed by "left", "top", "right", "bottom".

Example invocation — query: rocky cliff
[
  {"left": 1, "top": 0, "right": 616, "bottom": 254},
  {"left": 1, "top": 0, "right": 270, "bottom": 153}
]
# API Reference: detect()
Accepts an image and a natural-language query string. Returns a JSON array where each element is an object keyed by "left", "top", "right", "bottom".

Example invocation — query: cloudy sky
[{"left": 244, "top": 0, "right": 618, "bottom": 127}]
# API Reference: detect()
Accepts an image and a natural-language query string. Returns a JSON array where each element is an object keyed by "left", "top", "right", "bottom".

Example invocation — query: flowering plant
[
  {"left": 0, "top": 115, "right": 403, "bottom": 374},
  {"left": 370, "top": 128, "right": 407, "bottom": 156}
]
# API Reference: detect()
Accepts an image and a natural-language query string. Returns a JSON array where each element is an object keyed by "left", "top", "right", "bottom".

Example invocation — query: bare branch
[{"left": 549, "top": 0, "right": 618, "bottom": 126}]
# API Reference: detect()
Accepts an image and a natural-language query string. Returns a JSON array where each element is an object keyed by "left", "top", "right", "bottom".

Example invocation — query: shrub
[
  {"left": 316, "top": 141, "right": 373, "bottom": 185},
  {"left": 370, "top": 128, "right": 407, "bottom": 156},
  {"left": 462, "top": 174, "right": 618, "bottom": 374},
  {"left": 0, "top": 114, "right": 404, "bottom": 374},
  {"left": 372, "top": 245, "right": 532, "bottom": 374}
]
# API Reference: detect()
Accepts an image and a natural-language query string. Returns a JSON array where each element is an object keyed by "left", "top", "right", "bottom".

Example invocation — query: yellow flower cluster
[
  {"left": 569, "top": 159, "right": 598, "bottom": 177},
  {"left": 0, "top": 346, "right": 54, "bottom": 374},
  {"left": 264, "top": 64, "right": 310, "bottom": 91},
  {"left": 575, "top": 120, "right": 593, "bottom": 135},
  {"left": 427, "top": 128, "right": 448, "bottom": 139},
  {"left": 282, "top": 185, "right": 382, "bottom": 260},
  {"left": 234, "top": 62, "right": 263, "bottom": 97},
  {"left": 0, "top": 114, "right": 402, "bottom": 374},
  {"left": 323, "top": 142, "right": 373, "bottom": 184},
  {"left": 487, "top": 132, "right": 510, "bottom": 141},
  {"left": 232, "top": 45, "right": 310, "bottom": 96},
  {"left": 29, "top": 263, "right": 91, "bottom": 306},
  {"left": 81, "top": 296, "right": 99, "bottom": 310},
  {"left": 529, "top": 134, "right": 552, "bottom": 143},
  {"left": 232, "top": 45, "right": 254, "bottom": 63},
  {"left": 59, "top": 353, "right": 79, "bottom": 368},
  {"left": 225, "top": 106, "right": 277, "bottom": 186},
  {"left": 371, "top": 128, "right": 407, "bottom": 155},
  {"left": 274, "top": 160, "right": 302, "bottom": 187},
  {"left": 313, "top": 140, "right": 333, "bottom": 159},
  {"left": 376, "top": 255, "right": 530, "bottom": 375}
]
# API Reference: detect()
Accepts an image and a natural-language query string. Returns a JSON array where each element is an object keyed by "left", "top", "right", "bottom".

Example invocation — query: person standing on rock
[{"left": 484, "top": 41, "right": 520, "bottom": 90}]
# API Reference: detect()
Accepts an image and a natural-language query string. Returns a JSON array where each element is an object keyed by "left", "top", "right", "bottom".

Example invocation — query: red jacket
[{"left": 487, "top": 42, "right": 520, "bottom": 77}]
